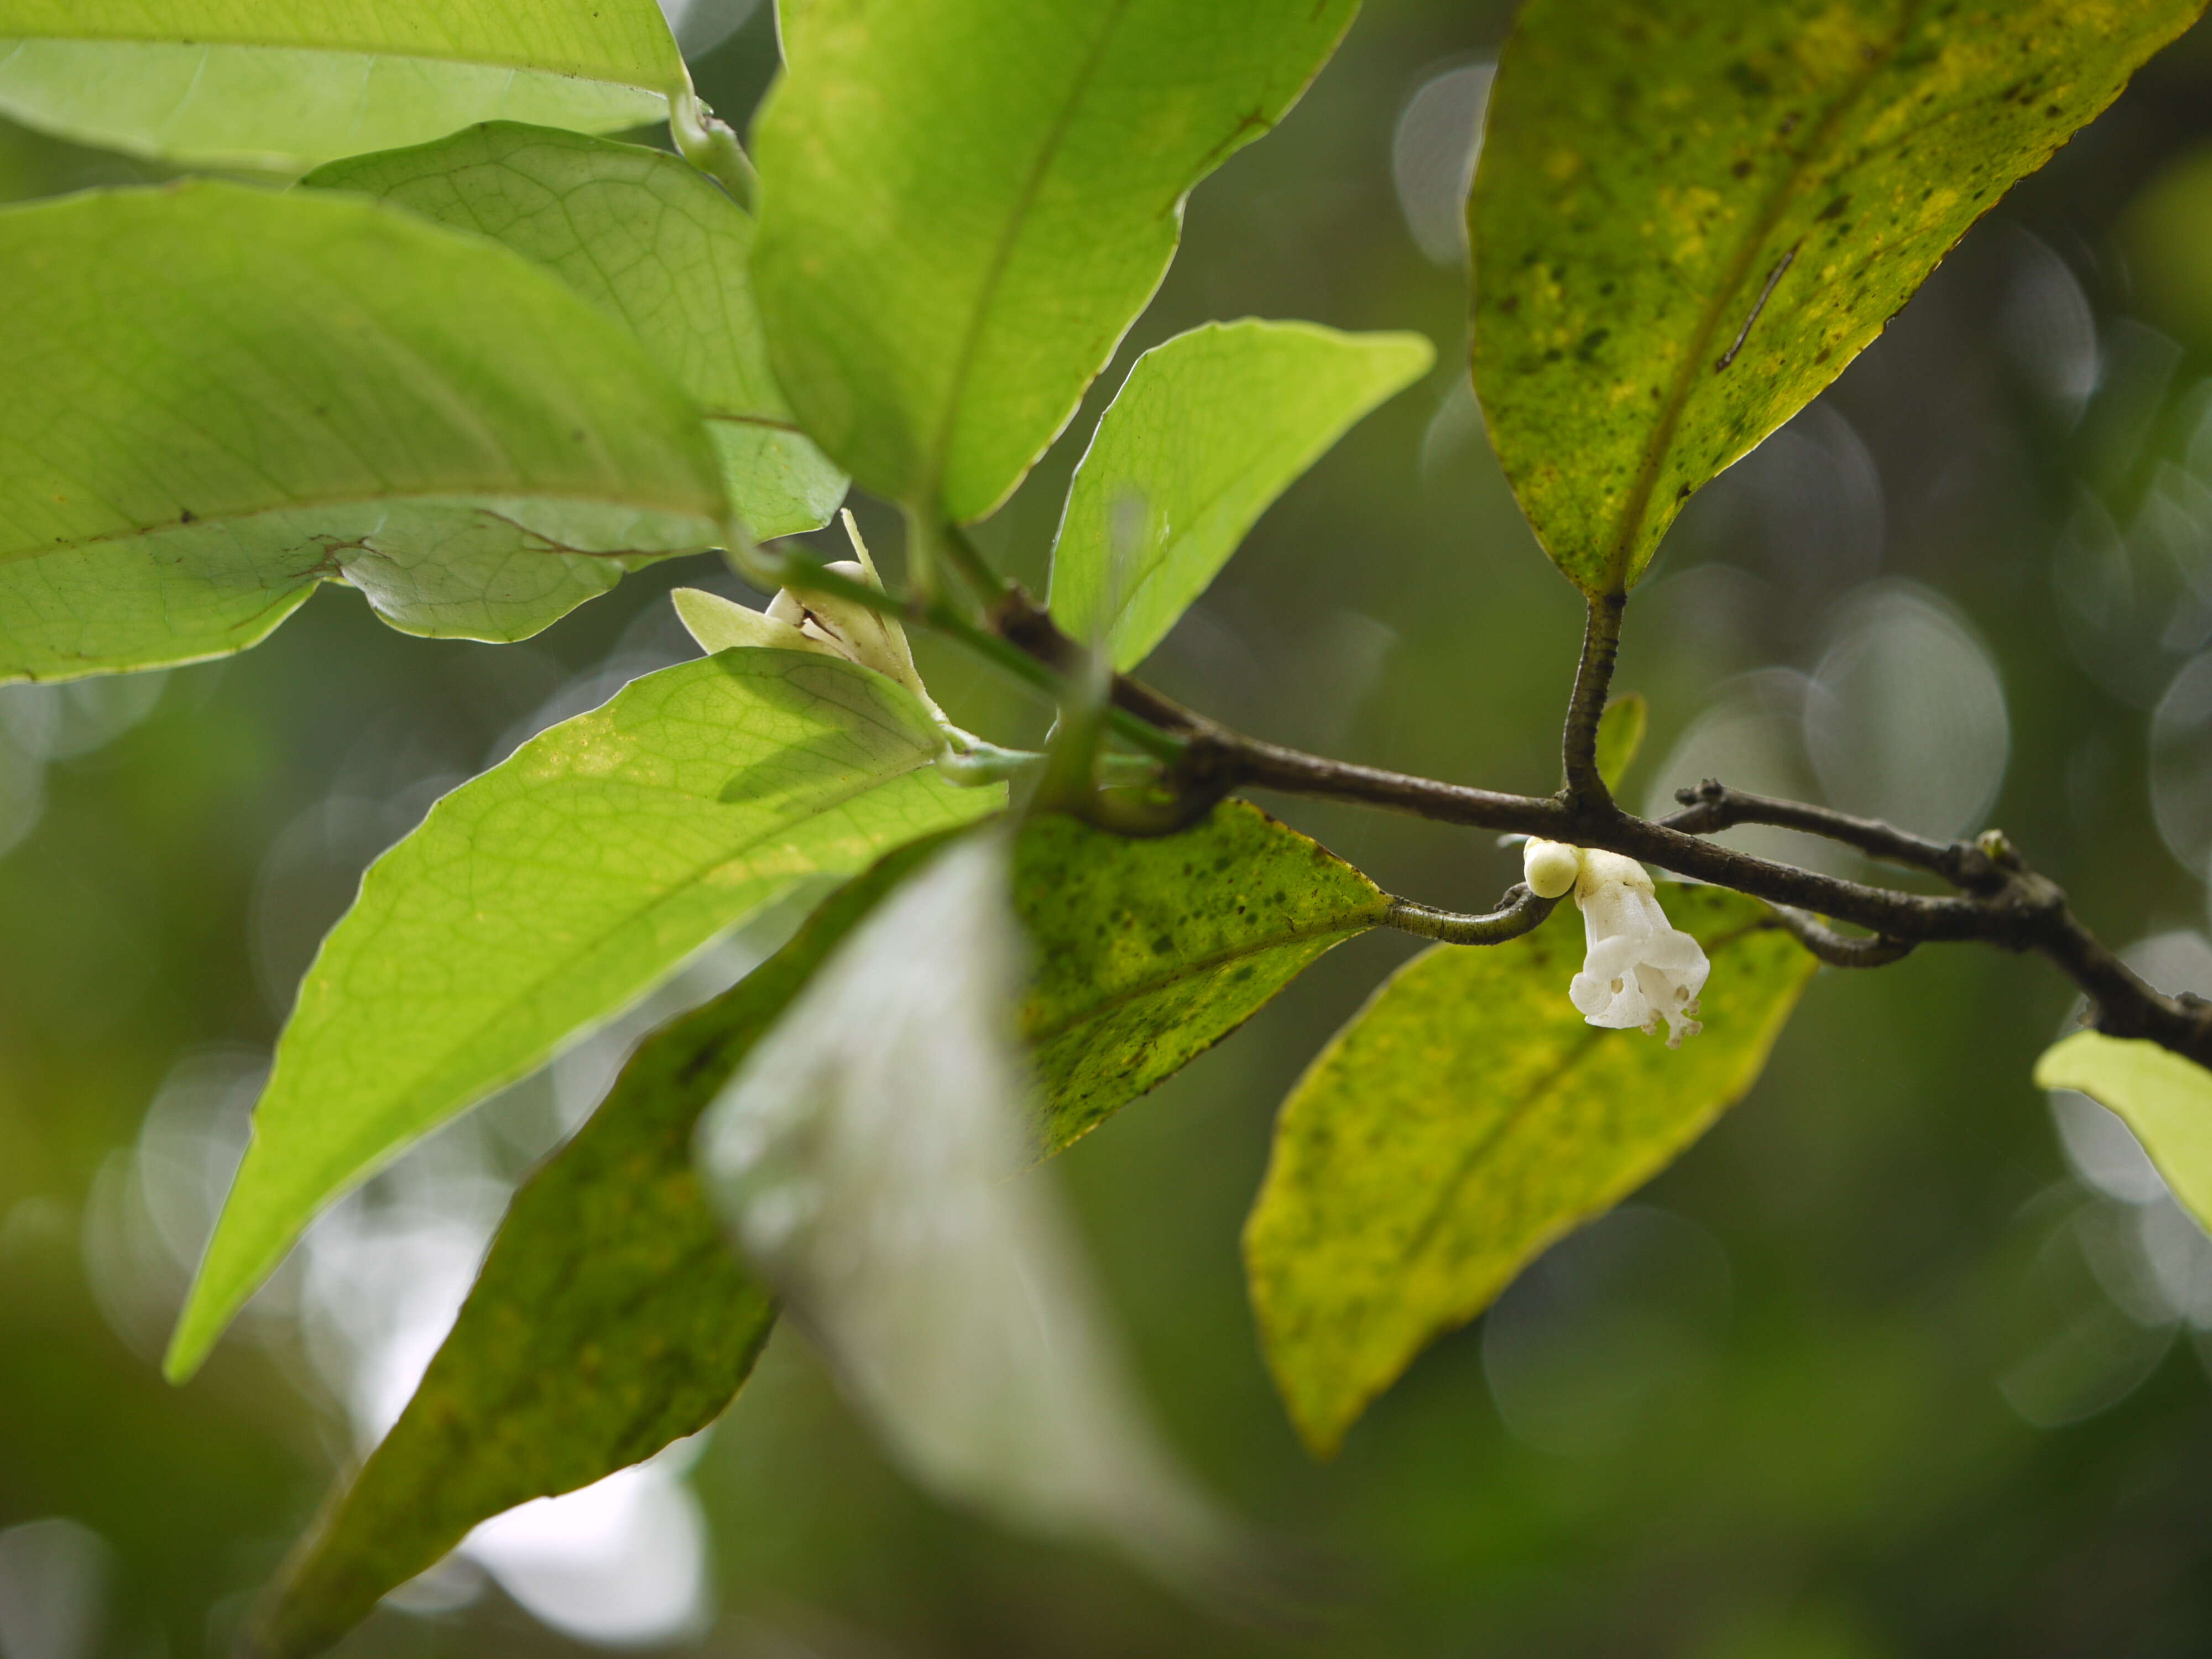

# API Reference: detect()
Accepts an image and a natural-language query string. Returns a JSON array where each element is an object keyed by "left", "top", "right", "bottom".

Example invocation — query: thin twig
[
  {"left": 870, "top": 520, "right": 2212, "bottom": 1070},
  {"left": 1385, "top": 885, "right": 1558, "bottom": 946},
  {"left": 1766, "top": 906, "right": 1917, "bottom": 968},
  {"left": 1661, "top": 780, "right": 2001, "bottom": 890}
]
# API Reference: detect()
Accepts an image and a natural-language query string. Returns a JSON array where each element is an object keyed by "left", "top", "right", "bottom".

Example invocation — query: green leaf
[
  {"left": 2036, "top": 1032, "right": 2212, "bottom": 1231},
  {"left": 1470, "top": 0, "right": 2205, "bottom": 596},
  {"left": 166, "top": 651, "right": 1001, "bottom": 1383},
  {"left": 1244, "top": 886, "right": 1814, "bottom": 1455},
  {"left": 0, "top": 181, "right": 727, "bottom": 683},
  {"left": 249, "top": 800, "right": 1377, "bottom": 1643},
  {"left": 1046, "top": 320, "right": 1433, "bottom": 670},
  {"left": 306, "top": 124, "right": 847, "bottom": 541},
  {"left": 1017, "top": 801, "right": 1390, "bottom": 1154},
  {"left": 0, "top": 0, "right": 686, "bottom": 173},
  {"left": 750, "top": 0, "right": 1360, "bottom": 523},
  {"left": 1594, "top": 692, "right": 1648, "bottom": 794},
  {"left": 245, "top": 834, "right": 952, "bottom": 1659}
]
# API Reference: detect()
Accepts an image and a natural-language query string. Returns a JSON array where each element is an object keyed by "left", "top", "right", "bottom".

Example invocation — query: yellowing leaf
[
  {"left": 2036, "top": 1031, "right": 2212, "bottom": 1231},
  {"left": 1471, "top": 0, "right": 2205, "bottom": 594},
  {"left": 1244, "top": 886, "right": 1814, "bottom": 1455}
]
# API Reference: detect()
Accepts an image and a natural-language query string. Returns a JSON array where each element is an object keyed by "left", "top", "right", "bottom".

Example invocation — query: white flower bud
[
  {"left": 1522, "top": 838, "right": 1582, "bottom": 900},
  {"left": 1566, "top": 849, "right": 1709, "bottom": 1047}
]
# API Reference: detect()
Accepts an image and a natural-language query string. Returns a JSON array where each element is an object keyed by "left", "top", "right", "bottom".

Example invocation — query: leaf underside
[
  {"left": 244, "top": 836, "right": 951, "bottom": 1659},
  {"left": 1046, "top": 318, "right": 1433, "bottom": 671},
  {"left": 0, "top": 181, "right": 727, "bottom": 682},
  {"left": 1244, "top": 886, "right": 1815, "bottom": 1456},
  {"left": 166, "top": 651, "right": 999, "bottom": 1383},
  {"left": 749, "top": 0, "right": 1361, "bottom": 522},
  {"left": 1471, "top": 0, "right": 2207, "bottom": 595},
  {"left": 0, "top": 0, "right": 686, "bottom": 171},
  {"left": 305, "top": 123, "right": 847, "bottom": 540}
]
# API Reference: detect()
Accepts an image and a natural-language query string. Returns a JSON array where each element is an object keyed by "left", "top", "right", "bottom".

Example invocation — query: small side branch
[
  {"left": 1662, "top": 780, "right": 2001, "bottom": 890},
  {"left": 1386, "top": 884, "right": 1558, "bottom": 946},
  {"left": 1767, "top": 906, "right": 1917, "bottom": 968}
]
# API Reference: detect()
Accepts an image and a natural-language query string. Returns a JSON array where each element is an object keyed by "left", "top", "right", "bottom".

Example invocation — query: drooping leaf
[
  {"left": 166, "top": 651, "right": 1001, "bottom": 1382},
  {"left": 1470, "top": 0, "right": 2206, "bottom": 596},
  {"left": 0, "top": 0, "right": 686, "bottom": 173},
  {"left": 1047, "top": 320, "right": 1433, "bottom": 670},
  {"left": 1245, "top": 886, "right": 1814, "bottom": 1455},
  {"left": 1017, "top": 801, "right": 1390, "bottom": 1153},
  {"left": 2036, "top": 1032, "right": 2212, "bottom": 1231},
  {"left": 1595, "top": 692, "right": 1648, "bottom": 794},
  {"left": 246, "top": 834, "right": 953, "bottom": 1659},
  {"left": 0, "top": 181, "right": 727, "bottom": 683},
  {"left": 750, "top": 0, "right": 1360, "bottom": 523},
  {"left": 700, "top": 834, "right": 1240, "bottom": 1585},
  {"left": 306, "top": 124, "right": 847, "bottom": 541}
]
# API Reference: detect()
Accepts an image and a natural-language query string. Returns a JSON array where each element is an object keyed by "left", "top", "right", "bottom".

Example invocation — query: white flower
[
  {"left": 1524, "top": 841, "right": 1708, "bottom": 1047},
  {"left": 670, "top": 510, "right": 938, "bottom": 714}
]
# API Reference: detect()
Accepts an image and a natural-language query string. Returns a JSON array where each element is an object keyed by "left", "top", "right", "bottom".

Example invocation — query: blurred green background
[{"left": 13, "top": 2, "right": 2212, "bottom": 1653}]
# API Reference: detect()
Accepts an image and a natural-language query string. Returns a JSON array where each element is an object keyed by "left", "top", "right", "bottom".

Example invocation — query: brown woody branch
[{"left": 974, "top": 580, "right": 2212, "bottom": 1069}]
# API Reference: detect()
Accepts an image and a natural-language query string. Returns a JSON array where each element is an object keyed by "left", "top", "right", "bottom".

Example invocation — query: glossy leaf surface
[
  {"left": 750, "top": 0, "right": 1359, "bottom": 522},
  {"left": 1047, "top": 320, "right": 1432, "bottom": 670},
  {"left": 1017, "top": 802, "right": 1390, "bottom": 1153},
  {"left": 1470, "top": 0, "right": 2205, "bottom": 594},
  {"left": 246, "top": 837, "right": 951, "bottom": 1659},
  {"left": 2037, "top": 1032, "right": 2212, "bottom": 1231},
  {"left": 1245, "top": 886, "right": 1813, "bottom": 1455},
  {"left": 0, "top": 182, "right": 726, "bottom": 682},
  {"left": 0, "top": 0, "right": 684, "bottom": 171},
  {"left": 168, "top": 652, "right": 1000, "bottom": 1381},
  {"left": 307, "top": 124, "right": 847, "bottom": 540}
]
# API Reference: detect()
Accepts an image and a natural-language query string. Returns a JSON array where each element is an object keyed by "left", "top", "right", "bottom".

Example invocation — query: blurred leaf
[
  {"left": 2036, "top": 1032, "right": 2212, "bottom": 1230},
  {"left": 1595, "top": 693, "right": 1648, "bottom": 794},
  {"left": 0, "top": 181, "right": 726, "bottom": 683},
  {"left": 167, "top": 652, "right": 1001, "bottom": 1382},
  {"left": 247, "top": 835, "right": 953, "bottom": 1659},
  {"left": 0, "top": 0, "right": 684, "bottom": 173},
  {"left": 750, "top": 0, "right": 1360, "bottom": 523},
  {"left": 1470, "top": 0, "right": 2204, "bottom": 596},
  {"left": 700, "top": 833, "right": 1240, "bottom": 1585},
  {"left": 2120, "top": 143, "right": 2212, "bottom": 358},
  {"left": 1047, "top": 320, "right": 1433, "bottom": 670},
  {"left": 1018, "top": 801, "right": 1390, "bottom": 1153},
  {"left": 1245, "top": 886, "right": 1813, "bottom": 1455},
  {"left": 306, "top": 124, "right": 847, "bottom": 541}
]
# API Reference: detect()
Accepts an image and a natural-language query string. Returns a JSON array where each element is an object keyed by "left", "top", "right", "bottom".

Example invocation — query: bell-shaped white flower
[{"left": 1566, "top": 849, "right": 1708, "bottom": 1046}]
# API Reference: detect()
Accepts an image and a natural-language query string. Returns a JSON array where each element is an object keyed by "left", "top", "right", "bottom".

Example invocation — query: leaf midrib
[
  {"left": 1024, "top": 903, "right": 1382, "bottom": 1046},
  {"left": 1594, "top": 0, "right": 1923, "bottom": 593},
  {"left": 1, "top": 483, "right": 721, "bottom": 566},
  {"left": 925, "top": 0, "right": 1137, "bottom": 512}
]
